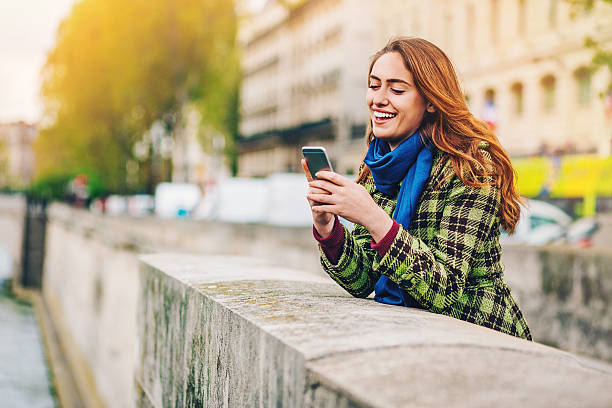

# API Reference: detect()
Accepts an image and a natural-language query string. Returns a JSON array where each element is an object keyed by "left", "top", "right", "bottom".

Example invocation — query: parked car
[
  {"left": 126, "top": 194, "right": 155, "bottom": 216},
  {"left": 201, "top": 177, "right": 268, "bottom": 223},
  {"left": 264, "top": 173, "right": 313, "bottom": 226},
  {"left": 194, "top": 173, "right": 353, "bottom": 227},
  {"left": 104, "top": 195, "right": 128, "bottom": 215},
  {"left": 500, "top": 199, "right": 599, "bottom": 247},
  {"left": 155, "top": 183, "right": 201, "bottom": 218}
]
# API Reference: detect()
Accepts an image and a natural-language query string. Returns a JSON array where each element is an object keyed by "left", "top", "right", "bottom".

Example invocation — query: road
[{"left": 0, "top": 247, "right": 55, "bottom": 407}]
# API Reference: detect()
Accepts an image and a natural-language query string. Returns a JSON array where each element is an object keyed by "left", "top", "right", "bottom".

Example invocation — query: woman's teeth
[{"left": 374, "top": 111, "right": 396, "bottom": 118}]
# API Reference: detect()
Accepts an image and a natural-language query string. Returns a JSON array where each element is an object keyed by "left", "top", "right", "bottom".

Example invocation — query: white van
[{"left": 154, "top": 183, "right": 201, "bottom": 218}]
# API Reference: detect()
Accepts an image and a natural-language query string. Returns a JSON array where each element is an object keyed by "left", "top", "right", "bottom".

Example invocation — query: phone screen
[{"left": 302, "top": 146, "right": 333, "bottom": 178}]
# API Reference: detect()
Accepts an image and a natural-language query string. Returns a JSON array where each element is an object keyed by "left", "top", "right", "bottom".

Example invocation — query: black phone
[{"left": 302, "top": 146, "right": 333, "bottom": 179}]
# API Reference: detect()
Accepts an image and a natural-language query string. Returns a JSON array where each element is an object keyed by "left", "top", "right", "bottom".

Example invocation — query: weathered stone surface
[
  {"left": 503, "top": 245, "right": 612, "bottom": 361},
  {"left": 42, "top": 218, "right": 139, "bottom": 407},
  {"left": 42, "top": 202, "right": 612, "bottom": 363},
  {"left": 138, "top": 254, "right": 612, "bottom": 408},
  {"left": 6, "top": 199, "right": 609, "bottom": 408}
]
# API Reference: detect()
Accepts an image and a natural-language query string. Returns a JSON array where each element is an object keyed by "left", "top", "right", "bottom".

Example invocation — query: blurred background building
[
  {"left": 238, "top": 0, "right": 612, "bottom": 176},
  {"left": 237, "top": 0, "right": 377, "bottom": 176},
  {"left": 0, "top": 122, "right": 37, "bottom": 189}
]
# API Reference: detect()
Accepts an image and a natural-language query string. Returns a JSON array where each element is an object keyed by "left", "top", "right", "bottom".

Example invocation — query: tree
[
  {"left": 0, "top": 139, "right": 9, "bottom": 188},
  {"left": 36, "top": 0, "right": 240, "bottom": 195},
  {"left": 566, "top": 0, "right": 612, "bottom": 11},
  {"left": 567, "top": 0, "right": 612, "bottom": 91}
]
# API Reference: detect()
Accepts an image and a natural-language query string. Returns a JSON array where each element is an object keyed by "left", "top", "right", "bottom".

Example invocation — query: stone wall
[
  {"left": 42, "top": 205, "right": 140, "bottom": 408},
  {"left": 137, "top": 253, "right": 612, "bottom": 408},
  {"left": 8, "top": 201, "right": 611, "bottom": 407},
  {"left": 38, "top": 203, "right": 321, "bottom": 407},
  {"left": 503, "top": 245, "right": 612, "bottom": 362},
  {"left": 42, "top": 203, "right": 612, "bottom": 362}
]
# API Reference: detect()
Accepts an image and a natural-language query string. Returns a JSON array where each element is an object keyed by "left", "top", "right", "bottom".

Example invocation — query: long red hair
[{"left": 358, "top": 37, "right": 521, "bottom": 233}]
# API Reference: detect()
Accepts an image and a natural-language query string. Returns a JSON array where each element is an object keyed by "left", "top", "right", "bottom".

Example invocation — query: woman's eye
[
  {"left": 391, "top": 88, "right": 406, "bottom": 94},
  {"left": 368, "top": 84, "right": 380, "bottom": 89}
]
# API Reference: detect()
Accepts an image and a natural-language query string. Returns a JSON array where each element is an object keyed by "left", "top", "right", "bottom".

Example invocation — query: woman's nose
[{"left": 372, "top": 90, "right": 388, "bottom": 106}]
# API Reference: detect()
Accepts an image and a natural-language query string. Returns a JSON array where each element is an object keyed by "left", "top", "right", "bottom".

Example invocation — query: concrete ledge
[
  {"left": 46, "top": 203, "right": 320, "bottom": 273},
  {"left": 40, "top": 202, "right": 612, "bottom": 362},
  {"left": 137, "top": 254, "right": 612, "bottom": 408}
]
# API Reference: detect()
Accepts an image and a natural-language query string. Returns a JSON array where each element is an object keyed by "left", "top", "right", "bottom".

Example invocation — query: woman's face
[{"left": 366, "top": 52, "right": 430, "bottom": 150}]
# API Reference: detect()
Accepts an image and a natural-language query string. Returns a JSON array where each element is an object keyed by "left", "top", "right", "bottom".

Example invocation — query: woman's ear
[{"left": 426, "top": 103, "right": 436, "bottom": 113}]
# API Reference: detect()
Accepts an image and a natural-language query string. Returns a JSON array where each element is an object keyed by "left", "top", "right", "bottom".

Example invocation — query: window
[
  {"left": 350, "top": 124, "right": 367, "bottom": 140},
  {"left": 540, "top": 75, "right": 556, "bottom": 112},
  {"left": 518, "top": 0, "right": 527, "bottom": 36},
  {"left": 574, "top": 67, "right": 592, "bottom": 106},
  {"left": 445, "top": 13, "right": 453, "bottom": 52},
  {"left": 511, "top": 82, "right": 524, "bottom": 115},
  {"left": 466, "top": 4, "right": 475, "bottom": 50},
  {"left": 482, "top": 88, "right": 498, "bottom": 129},
  {"left": 549, "top": 0, "right": 558, "bottom": 28},
  {"left": 490, "top": 0, "right": 499, "bottom": 43}
]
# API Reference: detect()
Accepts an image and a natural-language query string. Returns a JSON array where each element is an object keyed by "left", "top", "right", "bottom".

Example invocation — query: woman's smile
[{"left": 372, "top": 109, "right": 397, "bottom": 124}]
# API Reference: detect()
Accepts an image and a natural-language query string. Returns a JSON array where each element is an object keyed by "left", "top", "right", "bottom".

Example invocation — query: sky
[
  {"left": 0, "top": 0, "right": 267, "bottom": 125},
  {"left": 0, "top": 0, "right": 77, "bottom": 124}
]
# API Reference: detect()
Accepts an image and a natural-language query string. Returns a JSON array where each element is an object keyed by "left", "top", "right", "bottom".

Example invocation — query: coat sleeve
[
  {"left": 319, "top": 222, "right": 380, "bottom": 298},
  {"left": 372, "top": 176, "right": 500, "bottom": 314}
]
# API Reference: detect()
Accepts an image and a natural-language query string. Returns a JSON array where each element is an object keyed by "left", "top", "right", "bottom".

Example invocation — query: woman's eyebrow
[
  {"left": 369, "top": 75, "right": 410, "bottom": 85},
  {"left": 388, "top": 78, "right": 410, "bottom": 85}
]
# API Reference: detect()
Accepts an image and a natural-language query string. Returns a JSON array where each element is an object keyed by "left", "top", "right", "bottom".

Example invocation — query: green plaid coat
[{"left": 320, "top": 149, "right": 532, "bottom": 340}]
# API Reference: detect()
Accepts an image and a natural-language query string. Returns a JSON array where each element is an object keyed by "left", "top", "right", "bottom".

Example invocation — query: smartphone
[{"left": 302, "top": 146, "right": 333, "bottom": 179}]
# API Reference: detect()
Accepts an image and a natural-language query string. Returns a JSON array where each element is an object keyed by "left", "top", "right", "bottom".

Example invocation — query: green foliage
[
  {"left": 0, "top": 139, "right": 8, "bottom": 187},
  {"left": 36, "top": 0, "right": 240, "bottom": 194},
  {"left": 224, "top": 87, "right": 240, "bottom": 176},
  {"left": 566, "top": 0, "right": 612, "bottom": 16},
  {"left": 26, "top": 169, "right": 108, "bottom": 201},
  {"left": 568, "top": 0, "right": 612, "bottom": 90},
  {"left": 27, "top": 171, "right": 73, "bottom": 201}
]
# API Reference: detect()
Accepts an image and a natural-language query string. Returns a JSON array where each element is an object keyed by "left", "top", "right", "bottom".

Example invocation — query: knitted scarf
[{"left": 364, "top": 131, "right": 433, "bottom": 306}]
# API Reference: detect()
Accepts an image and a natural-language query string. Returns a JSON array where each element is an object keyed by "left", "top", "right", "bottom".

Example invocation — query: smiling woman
[{"left": 301, "top": 37, "right": 532, "bottom": 340}]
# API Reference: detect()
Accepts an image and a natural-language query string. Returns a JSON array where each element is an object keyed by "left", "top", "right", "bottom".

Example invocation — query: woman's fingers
[
  {"left": 301, "top": 159, "right": 314, "bottom": 182},
  {"left": 308, "top": 185, "right": 329, "bottom": 195},
  {"left": 308, "top": 192, "right": 334, "bottom": 204},
  {"left": 312, "top": 204, "right": 338, "bottom": 214},
  {"left": 315, "top": 170, "right": 348, "bottom": 186},
  {"left": 308, "top": 179, "right": 339, "bottom": 194},
  {"left": 306, "top": 186, "right": 329, "bottom": 206}
]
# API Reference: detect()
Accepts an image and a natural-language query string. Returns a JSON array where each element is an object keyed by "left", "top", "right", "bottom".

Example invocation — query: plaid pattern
[{"left": 320, "top": 149, "right": 532, "bottom": 340}]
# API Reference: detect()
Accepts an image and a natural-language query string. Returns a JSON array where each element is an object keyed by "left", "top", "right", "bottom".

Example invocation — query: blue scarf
[{"left": 364, "top": 131, "right": 433, "bottom": 306}]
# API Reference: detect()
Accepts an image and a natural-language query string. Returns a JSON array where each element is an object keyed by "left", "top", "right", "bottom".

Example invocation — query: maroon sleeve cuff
[
  {"left": 313, "top": 215, "right": 344, "bottom": 264},
  {"left": 370, "top": 220, "right": 400, "bottom": 257}
]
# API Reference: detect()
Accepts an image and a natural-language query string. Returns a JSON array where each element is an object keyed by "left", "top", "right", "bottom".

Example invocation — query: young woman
[{"left": 302, "top": 37, "right": 532, "bottom": 340}]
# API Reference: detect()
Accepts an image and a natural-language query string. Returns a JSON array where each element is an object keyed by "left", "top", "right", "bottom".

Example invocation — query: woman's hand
[
  {"left": 301, "top": 159, "right": 335, "bottom": 237},
  {"left": 306, "top": 170, "right": 393, "bottom": 243}
]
